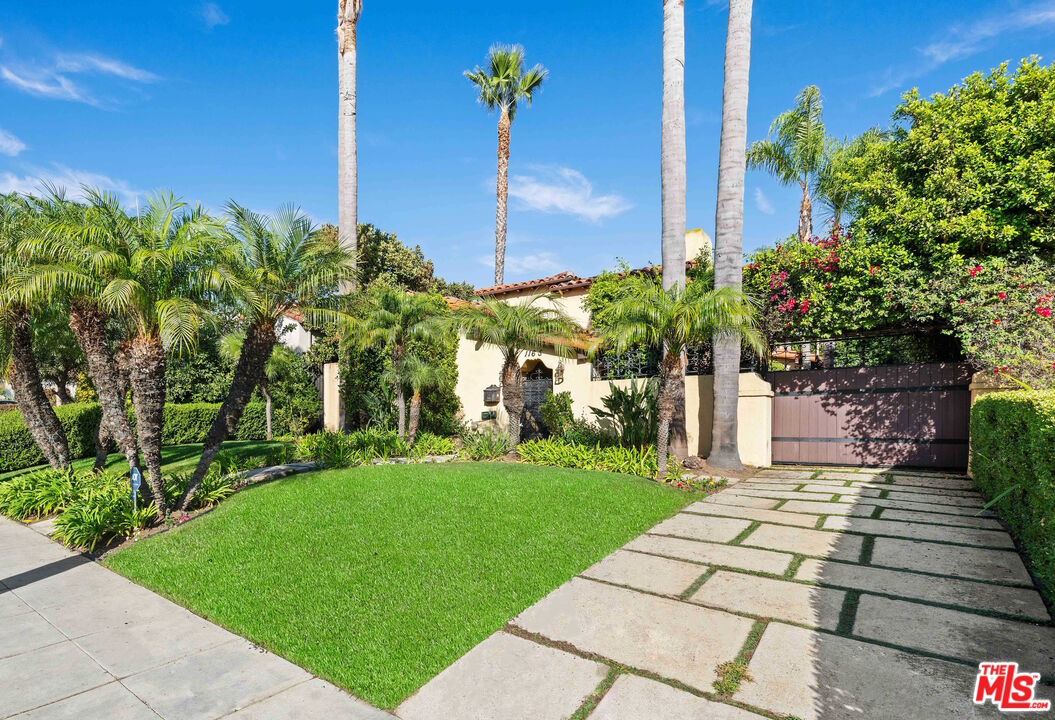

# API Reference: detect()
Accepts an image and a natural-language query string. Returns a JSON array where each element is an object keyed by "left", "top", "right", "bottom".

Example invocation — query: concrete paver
[
  {"left": 581, "top": 549, "right": 705, "bottom": 596},
  {"left": 822, "top": 515, "right": 1015, "bottom": 548},
  {"left": 690, "top": 570, "right": 845, "bottom": 630},
  {"left": 743, "top": 523, "right": 865, "bottom": 561},
  {"left": 853, "top": 595, "right": 1055, "bottom": 672},
  {"left": 649, "top": 513, "right": 753, "bottom": 543},
  {"left": 397, "top": 632, "right": 606, "bottom": 720},
  {"left": 735, "top": 622, "right": 1002, "bottom": 720},
  {"left": 590, "top": 674, "right": 764, "bottom": 720},
  {"left": 796, "top": 558, "right": 1051, "bottom": 621},
  {"left": 514, "top": 578, "right": 754, "bottom": 691},
  {"left": 685, "top": 501, "right": 821, "bottom": 527},
  {"left": 878, "top": 508, "right": 1003, "bottom": 530},
  {"left": 870, "top": 536, "right": 1034, "bottom": 584},
  {"left": 626, "top": 534, "right": 794, "bottom": 575},
  {"left": 14, "top": 681, "right": 159, "bottom": 720}
]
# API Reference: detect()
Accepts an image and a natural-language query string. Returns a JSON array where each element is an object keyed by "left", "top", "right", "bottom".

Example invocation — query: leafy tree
[
  {"left": 0, "top": 193, "right": 71, "bottom": 469},
  {"left": 814, "top": 129, "right": 884, "bottom": 228},
  {"left": 180, "top": 203, "right": 352, "bottom": 511},
  {"left": 465, "top": 44, "right": 546, "bottom": 284},
  {"left": 747, "top": 85, "right": 826, "bottom": 242},
  {"left": 453, "top": 295, "right": 581, "bottom": 448},
  {"left": 851, "top": 58, "right": 1055, "bottom": 264},
  {"left": 597, "top": 278, "right": 762, "bottom": 478},
  {"left": 32, "top": 305, "right": 85, "bottom": 406},
  {"left": 166, "top": 326, "right": 233, "bottom": 403}
]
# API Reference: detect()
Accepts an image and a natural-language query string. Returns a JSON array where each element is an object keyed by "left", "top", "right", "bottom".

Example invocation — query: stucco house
[{"left": 452, "top": 229, "right": 774, "bottom": 466}]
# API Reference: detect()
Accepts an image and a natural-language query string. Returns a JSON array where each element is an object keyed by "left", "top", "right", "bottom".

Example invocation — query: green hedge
[
  {"left": 971, "top": 390, "right": 1055, "bottom": 606},
  {"left": 0, "top": 404, "right": 102, "bottom": 473},
  {"left": 0, "top": 402, "right": 285, "bottom": 474}
]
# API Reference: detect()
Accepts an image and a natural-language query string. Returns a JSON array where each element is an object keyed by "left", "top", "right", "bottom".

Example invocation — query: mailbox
[{"left": 483, "top": 384, "right": 501, "bottom": 405}]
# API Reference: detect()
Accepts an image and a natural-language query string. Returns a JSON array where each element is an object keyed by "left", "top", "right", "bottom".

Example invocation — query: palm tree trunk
[
  {"left": 710, "top": 0, "right": 753, "bottom": 472},
  {"left": 337, "top": 0, "right": 361, "bottom": 293},
  {"left": 8, "top": 312, "right": 70, "bottom": 470},
  {"left": 94, "top": 419, "right": 113, "bottom": 472},
  {"left": 395, "top": 384, "right": 407, "bottom": 437},
  {"left": 798, "top": 179, "right": 812, "bottom": 241},
  {"left": 494, "top": 106, "right": 511, "bottom": 285},
  {"left": 128, "top": 334, "right": 170, "bottom": 515},
  {"left": 408, "top": 390, "right": 421, "bottom": 446},
  {"left": 662, "top": 0, "right": 689, "bottom": 460},
  {"left": 69, "top": 301, "right": 139, "bottom": 470},
  {"left": 263, "top": 385, "right": 273, "bottom": 441},
  {"left": 501, "top": 355, "right": 523, "bottom": 448},
  {"left": 180, "top": 322, "right": 276, "bottom": 511},
  {"left": 655, "top": 352, "right": 680, "bottom": 480},
  {"left": 53, "top": 375, "right": 72, "bottom": 406}
]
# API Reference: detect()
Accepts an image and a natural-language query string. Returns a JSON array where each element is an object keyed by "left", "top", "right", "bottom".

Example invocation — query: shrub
[
  {"left": 128, "top": 402, "right": 290, "bottom": 446},
  {"left": 0, "top": 403, "right": 102, "bottom": 473},
  {"left": 0, "top": 468, "right": 94, "bottom": 520},
  {"left": 590, "top": 380, "right": 657, "bottom": 448},
  {"left": 516, "top": 438, "right": 680, "bottom": 481},
  {"left": 51, "top": 474, "right": 157, "bottom": 552},
  {"left": 410, "top": 432, "right": 457, "bottom": 458},
  {"left": 293, "top": 429, "right": 456, "bottom": 468},
  {"left": 971, "top": 390, "right": 1055, "bottom": 606},
  {"left": 459, "top": 426, "right": 509, "bottom": 460},
  {"left": 540, "top": 390, "right": 574, "bottom": 437}
]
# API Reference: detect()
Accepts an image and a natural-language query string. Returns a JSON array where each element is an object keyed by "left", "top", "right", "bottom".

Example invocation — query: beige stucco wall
[{"left": 454, "top": 334, "right": 773, "bottom": 467}]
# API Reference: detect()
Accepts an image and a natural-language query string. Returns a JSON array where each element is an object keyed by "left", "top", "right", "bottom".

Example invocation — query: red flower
[
  {"left": 1038, "top": 307, "right": 1053, "bottom": 318},
  {"left": 993, "top": 318, "right": 1001, "bottom": 324},
  {"left": 998, "top": 291, "right": 1007, "bottom": 299},
  {"left": 959, "top": 299, "right": 966, "bottom": 304},
  {"left": 968, "top": 265, "right": 983, "bottom": 278}
]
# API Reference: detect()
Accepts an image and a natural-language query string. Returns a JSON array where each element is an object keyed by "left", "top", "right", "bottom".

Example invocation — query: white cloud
[
  {"left": 0, "top": 66, "right": 91, "bottom": 103},
  {"left": 0, "top": 165, "right": 145, "bottom": 207},
  {"left": 0, "top": 128, "right": 26, "bottom": 157},
  {"left": 754, "top": 187, "right": 774, "bottom": 215},
  {"left": 477, "top": 251, "right": 563, "bottom": 278},
  {"left": 507, "top": 166, "right": 632, "bottom": 223},
  {"left": 923, "top": 6, "right": 1055, "bottom": 64},
  {"left": 199, "top": 2, "right": 230, "bottom": 29},
  {"left": 869, "top": 2, "right": 1055, "bottom": 97},
  {"left": 55, "top": 53, "right": 158, "bottom": 82}
]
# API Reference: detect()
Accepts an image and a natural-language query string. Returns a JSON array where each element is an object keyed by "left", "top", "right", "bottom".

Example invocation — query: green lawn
[
  {"left": 0, "top": 440, "right": 287, "bottom": 482},
  {"left": 106, "top": 462, "right": 695, "bottom": 709}
]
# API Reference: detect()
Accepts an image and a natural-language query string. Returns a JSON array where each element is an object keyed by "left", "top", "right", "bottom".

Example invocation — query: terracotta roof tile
[{"left": 474, "top": 272, "right": 579, "bottom": 297}]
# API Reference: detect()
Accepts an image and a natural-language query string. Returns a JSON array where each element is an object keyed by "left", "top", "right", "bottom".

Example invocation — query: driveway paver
[
  {"left": 590, "top": 674, "right": 764, "bottom": 720},
  {"left": 580, "top": 549, "right": 705, "bottom": 596}
]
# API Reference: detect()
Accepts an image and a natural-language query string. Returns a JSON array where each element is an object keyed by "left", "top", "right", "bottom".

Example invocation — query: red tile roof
[{"left": 475, "top": 262, "right": 694, "bottom": 298}]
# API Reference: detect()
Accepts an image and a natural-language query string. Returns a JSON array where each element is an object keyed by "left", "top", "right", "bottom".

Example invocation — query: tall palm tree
[
  {"left": 465, "top": 45, "right": 547, "bottom": 285},
  {"left": 0, "top": 194, "right": 71, "bottom": 470},
  {"left": 358, "top": 286, "right": 448, "bottom": 437},
  {"left": 385, "top": 352, "right": 440, "bottom": 446},
  {"left": 453, "top": 295, "right": 581, "bottom": 448},
  {"left": 179, "top": 203, "right": 353, "bottom": 511},
  {"left": 17, "top": 188, "right": 141, "bottom": 474},
  {"left": 711, "top": 0, "right": 754, "bottom": 472},
  {"left": 599, "top": 279, "right": 762, "bottom": 479},
  {"left": 99, "top": 193, "right": 224, "bottom": 514},
  {"left": 662, "top": 0, "right": 688, "bottom": 459},
  {"left": 337, "top": 0, "right": 362, "bottom": 292},
  {"left": 746, "top": 85, "right": 825, "bottom": 242}
]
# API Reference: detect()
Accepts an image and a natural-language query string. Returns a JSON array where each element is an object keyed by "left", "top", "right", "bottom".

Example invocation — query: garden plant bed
[{"left": 104, "top": 461, "right": 697, "bottom": 709}]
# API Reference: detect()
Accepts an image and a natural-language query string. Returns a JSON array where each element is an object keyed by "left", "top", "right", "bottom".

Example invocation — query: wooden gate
[{"left": 771, "top": 361, "right": 973, "bottom": 469}]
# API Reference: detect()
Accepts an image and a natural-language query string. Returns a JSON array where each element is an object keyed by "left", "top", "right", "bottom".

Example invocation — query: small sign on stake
[{"left": 130, "top": 467, "right": 142, "bottom": 512}]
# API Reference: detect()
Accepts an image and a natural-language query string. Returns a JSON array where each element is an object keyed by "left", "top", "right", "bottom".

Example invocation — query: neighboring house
[
  {"left": 277, "top": 311, "right": 314, "bottom": 354},
  {"left": 452, "top": 229, "right": 774, "bottom": 465}
]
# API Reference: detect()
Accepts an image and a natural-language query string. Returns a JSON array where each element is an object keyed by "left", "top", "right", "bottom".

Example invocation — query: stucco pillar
[{"left": 322, "top": 362, "right": 344, "bottom": 432}]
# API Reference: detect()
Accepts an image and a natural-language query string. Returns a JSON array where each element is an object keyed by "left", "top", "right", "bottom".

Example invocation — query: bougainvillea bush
[
  {"left": 910, "top": 257, "right": 1055, "bottom": 388},
  {"left": 743, "top": 226, "right": 916, "bottom": 341}
]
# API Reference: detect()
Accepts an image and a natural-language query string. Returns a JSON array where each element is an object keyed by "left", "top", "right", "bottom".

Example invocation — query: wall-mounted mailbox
[{"left": 483, "top": 385, "right": 501, "bottom": 405}]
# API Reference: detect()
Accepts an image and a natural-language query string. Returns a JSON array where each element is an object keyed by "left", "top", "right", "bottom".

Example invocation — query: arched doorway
[{"left": 521, "top": 360, "right": 553, "bottom": 441}]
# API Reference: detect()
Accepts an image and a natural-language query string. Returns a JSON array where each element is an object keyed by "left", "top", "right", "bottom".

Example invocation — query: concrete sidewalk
[{"left": 0, "top": 516, "right": 392, "bottom": 720}]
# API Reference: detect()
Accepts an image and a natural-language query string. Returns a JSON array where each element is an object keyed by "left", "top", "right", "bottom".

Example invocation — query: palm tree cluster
[{"left": 0, "top": 188, "right": 355, "bottom": 517}]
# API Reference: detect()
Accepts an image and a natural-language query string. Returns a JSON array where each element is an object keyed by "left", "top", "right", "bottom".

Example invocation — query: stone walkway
[
  {"left": 0, "top": 516, "right": 393, "bottom": 720},
  {"left": 397, "top": 467, "right": 1054, "bottom": 720}
]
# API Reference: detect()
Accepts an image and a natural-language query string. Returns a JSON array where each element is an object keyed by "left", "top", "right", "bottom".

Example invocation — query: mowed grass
[
  {"left": 105, "top": 462, "right": 695, "bottom": 709},
  {"left": 0, "top": 440, "right": 287, "bottom": 482}
]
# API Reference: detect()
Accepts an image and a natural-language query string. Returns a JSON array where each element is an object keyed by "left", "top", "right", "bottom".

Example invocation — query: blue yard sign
[{"left": 130, "top": 467, "right": 142, "bottom": 511}]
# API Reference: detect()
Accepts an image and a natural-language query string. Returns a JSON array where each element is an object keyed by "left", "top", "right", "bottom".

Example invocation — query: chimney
[{"left": 685, "top": 228, "right": 713, "bottom": 265}]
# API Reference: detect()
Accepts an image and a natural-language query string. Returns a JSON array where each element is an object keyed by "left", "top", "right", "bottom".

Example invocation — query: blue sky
[{"left": 1, "top": 1, "right": 1053, "bottom": 288}]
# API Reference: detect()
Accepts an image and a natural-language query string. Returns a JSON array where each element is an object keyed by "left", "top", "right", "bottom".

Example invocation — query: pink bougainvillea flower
[
  {"left": 993, "top": 318, "right": 1001, "bottom": 324},
  {"left": 1037, "top": 307, "right": 1053, "bottom": 318},
  {"left": 998, "top": 291, "right": 1007, "bottom": 299},
  {"left": 968, "top": 265, "right": 983, "bottom": 278}
]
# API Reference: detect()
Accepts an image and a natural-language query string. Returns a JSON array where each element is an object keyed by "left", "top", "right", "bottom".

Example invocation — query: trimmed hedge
[
  {"left": 0, "top": 404, "right": 102, "bottom": 473},
  {"left": 0, "top": 402, "right": 285, "bottom": 474},
  {"left": 971, "top": 390, "right": 1055, "bottom": 606}
]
